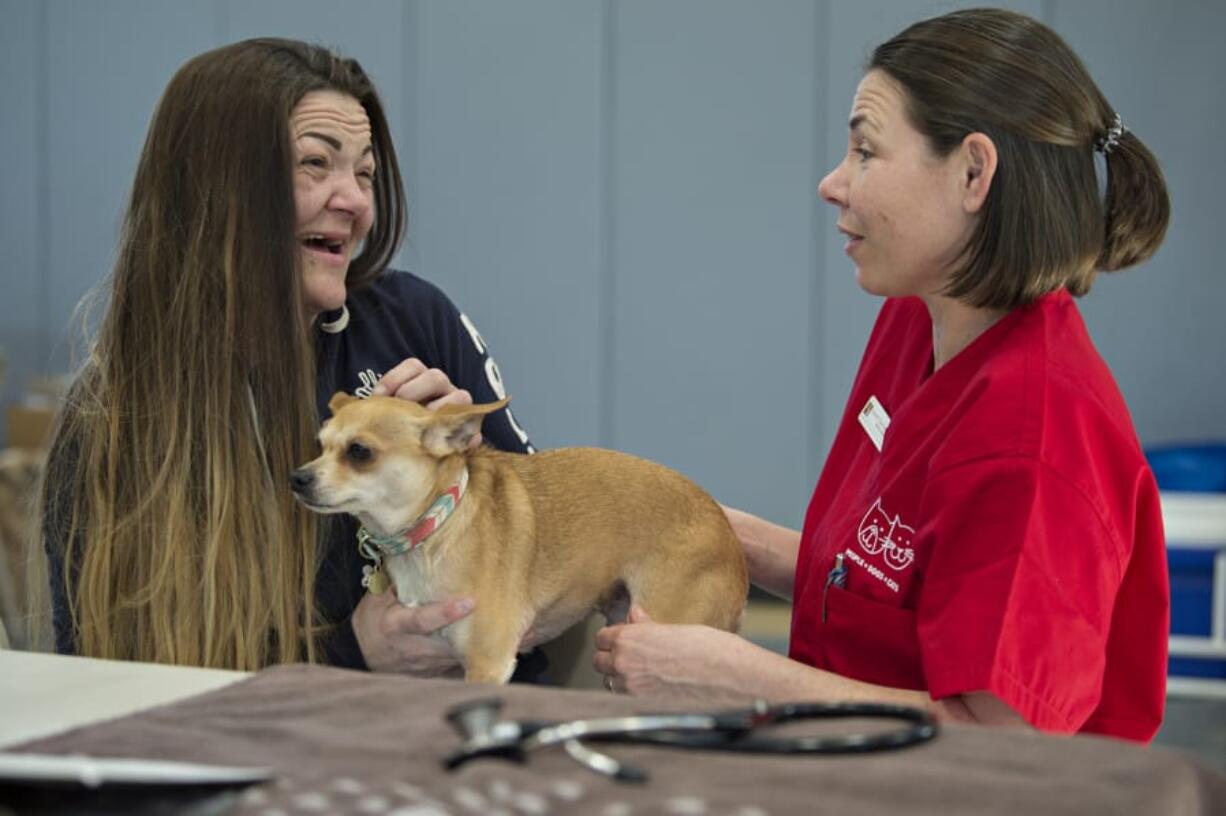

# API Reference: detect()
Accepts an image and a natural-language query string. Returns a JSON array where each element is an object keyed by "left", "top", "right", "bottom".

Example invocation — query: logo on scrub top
[{"left": 857, "top": 498, "right": 916, "bottom": 572}]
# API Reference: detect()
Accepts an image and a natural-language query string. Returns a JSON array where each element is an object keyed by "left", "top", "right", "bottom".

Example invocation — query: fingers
[
  {"left": 593, "top": 608, "right": 650, "bottom": 653},
  {"left": 426, "top": 388, "right": 473, "bottom": 410},
  {"left": 386, "top": 596, "right": 475, "bottom": 637},
  {"left": 628, "top": 604, "right": 653, "bottom": 624},
  {"left": 390, "top": 368, "right": 451, "bottom": 403},
  {"left": 353, "top": 592, "right": 472, "bottom": 674},
  {"left": 592, "top": 648, "right": 614, "bottom": 677},
  {"left": 594, "top": 613, "right": 665, "bottom": 694},
  {"left": 594, "top": 622, "right": 621, "bottom": 652},
  {"left": 373, "top": 358, "right": 461, "bottom": 406},
  {"left": 372, "top": 358, "right": 426, "bottom": 396},
  {"left": 592, "top": 620, "right": 628, "bottom": 678}
]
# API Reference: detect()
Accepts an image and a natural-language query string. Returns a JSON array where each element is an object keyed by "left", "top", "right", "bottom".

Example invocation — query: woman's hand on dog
[
  {"left": 352, "top": 590, "right": 474, "bottom": 675},
  {"left": 373, "top": 357, "right": 483, "bottom": 447},
  {"left": 374, "top": 357, "right": 474, "bottom": 410},
  {"left": 593, "top": 605, "right": 756, "bottom": 702}
]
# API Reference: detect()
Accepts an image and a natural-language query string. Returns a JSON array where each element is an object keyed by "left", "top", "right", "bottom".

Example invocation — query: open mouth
[
  {"left": 837, "top": 225, "right": 864, "bottom": 254},
  {"left": 301, "top": 233, "right": 347, "bottom": 258}
]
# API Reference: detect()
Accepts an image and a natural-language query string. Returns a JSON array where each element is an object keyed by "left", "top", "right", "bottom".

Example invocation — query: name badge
[{"left": 858, "top": 395, "right": 891, "bottom": 452}]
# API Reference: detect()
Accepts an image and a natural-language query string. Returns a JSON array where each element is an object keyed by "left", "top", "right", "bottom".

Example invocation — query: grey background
[{"left": 1, "top": 0, "right": 1223, "bottom": 531}]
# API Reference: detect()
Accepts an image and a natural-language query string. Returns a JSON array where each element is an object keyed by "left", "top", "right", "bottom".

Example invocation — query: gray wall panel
[
  {"left": 612, "top": 0, "right": 818, "bottom": 526},
  {"left": 0, "top": 0, "right": 41, "bottom": 425},
  {"left": 43, "top": 0, "right": 219, "bottom": 373},
  {"left": 411, "top": 0, "right": 604, "bottom": 449},
  {"left": 1054, "top": 0, "right": 1226, "bottom": 445}
]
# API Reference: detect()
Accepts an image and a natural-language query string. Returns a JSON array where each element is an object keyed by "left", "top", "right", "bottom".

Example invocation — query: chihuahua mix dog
[{"left": 291, "top": 393, "right": 748, "bottom": 684}]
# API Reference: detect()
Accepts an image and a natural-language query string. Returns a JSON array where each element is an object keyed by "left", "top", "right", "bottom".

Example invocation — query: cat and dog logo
[{"left": 856, "top": 498, "right": 916, "bottom": 572}]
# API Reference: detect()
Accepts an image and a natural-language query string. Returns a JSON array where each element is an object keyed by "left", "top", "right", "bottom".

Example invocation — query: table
[{"left": 3, "top": 651, "right": 1225, "bottom": 815}]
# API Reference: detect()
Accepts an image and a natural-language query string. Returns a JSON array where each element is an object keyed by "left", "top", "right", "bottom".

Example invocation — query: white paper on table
[{"left": 0, "top": 752, "right": 273, "bottom": 787}]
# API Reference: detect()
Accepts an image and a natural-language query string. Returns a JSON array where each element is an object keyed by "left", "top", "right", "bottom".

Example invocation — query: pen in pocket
[{"left": 821, "top": 553, "right": 847, "bottom": 623}]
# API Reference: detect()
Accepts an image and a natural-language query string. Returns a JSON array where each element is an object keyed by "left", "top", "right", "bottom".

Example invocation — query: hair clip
[{"left": 1095, "top": 113, "right": 1126, "bottom": 155}]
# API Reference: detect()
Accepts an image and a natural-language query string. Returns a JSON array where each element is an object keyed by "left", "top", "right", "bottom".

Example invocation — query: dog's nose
[{"left": 289, "top": 468, "right": 315, "bottom": 492}]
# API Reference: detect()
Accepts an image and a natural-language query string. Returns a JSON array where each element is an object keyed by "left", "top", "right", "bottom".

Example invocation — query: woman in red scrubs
[{"left": 593, "top": 7, "right": 1171, "bottom": 742}]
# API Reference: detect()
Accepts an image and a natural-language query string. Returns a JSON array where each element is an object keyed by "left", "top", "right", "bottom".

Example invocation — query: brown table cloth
[{"left": 10, "top": 663, "right": 1226, "bottom": 815}]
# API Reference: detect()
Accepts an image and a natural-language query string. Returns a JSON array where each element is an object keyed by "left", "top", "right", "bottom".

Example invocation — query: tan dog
[{"left": 291, "top": 393, "right": 748, "bottom": 684}]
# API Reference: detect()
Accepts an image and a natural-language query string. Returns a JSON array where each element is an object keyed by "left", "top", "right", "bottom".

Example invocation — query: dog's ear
[
  {"left": 421, "top": 399, "right": 509, "bottom": 457},
  {"left": 328, "top": 392, "right": 357, "bottom": 414}
]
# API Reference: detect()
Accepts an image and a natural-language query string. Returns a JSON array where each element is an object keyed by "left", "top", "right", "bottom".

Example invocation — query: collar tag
[{"left": 858, "top": 395, "right": 891, "bottom": 452}]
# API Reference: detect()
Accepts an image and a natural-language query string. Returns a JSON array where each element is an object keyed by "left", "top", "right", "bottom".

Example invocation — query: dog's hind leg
[{"left": 624, "top": 559, "right": 746, "bottom": 632}]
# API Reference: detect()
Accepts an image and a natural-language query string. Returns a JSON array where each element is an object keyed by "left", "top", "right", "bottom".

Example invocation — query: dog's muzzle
[{"left": 289, "top": 468, "right": 316, "bottom": 499}]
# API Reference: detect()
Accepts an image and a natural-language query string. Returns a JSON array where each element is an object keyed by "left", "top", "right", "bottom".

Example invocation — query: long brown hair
[
  {"left": 871, "top": 8, "right": 1170, "bottom": 309},
  {"left": 38, "top": 39, "right": 405, "bottom": 669}
]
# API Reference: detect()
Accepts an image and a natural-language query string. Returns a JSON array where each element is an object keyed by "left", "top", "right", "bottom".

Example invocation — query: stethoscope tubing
[
  {"left": 445, "top": 697, "right": 940, "bottom": 782},
  {"left": 527, "top": 701, "right": 939, "bottom": 756}
]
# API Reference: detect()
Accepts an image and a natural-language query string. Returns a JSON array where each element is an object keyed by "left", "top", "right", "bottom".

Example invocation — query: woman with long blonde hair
[{"left": 40, "top": 38, "right": 535, "bottom": 674}]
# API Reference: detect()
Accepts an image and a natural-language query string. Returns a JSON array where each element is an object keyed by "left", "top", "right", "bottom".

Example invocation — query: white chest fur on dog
[
  {"left": 384, "top": 547, "right": 445, "bottom": 609},
  {"left": 383, "top": 547, "right": 475, "bottom": 646},
  {"left": 292, "top": 393, "right": 749, "bottom": 684}
]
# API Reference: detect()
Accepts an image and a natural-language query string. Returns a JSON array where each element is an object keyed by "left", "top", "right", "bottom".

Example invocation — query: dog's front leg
[{"left": 457, "top": 611, "right": 523, "bottom": 684}]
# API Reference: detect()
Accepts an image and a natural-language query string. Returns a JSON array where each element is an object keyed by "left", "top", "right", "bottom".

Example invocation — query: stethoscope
[{"left": 443, "top": 697, "right": 939, "bottom": 783}]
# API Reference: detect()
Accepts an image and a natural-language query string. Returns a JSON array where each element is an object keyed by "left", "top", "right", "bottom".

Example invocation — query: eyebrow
[
  {"left": 849, "top": 114, "right": 871, "bottom": 133},
  {"left": 299, "top": 131, "right": 373, "bottom": 156}
]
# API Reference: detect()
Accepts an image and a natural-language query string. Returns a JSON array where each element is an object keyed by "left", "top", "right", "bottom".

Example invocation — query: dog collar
[{"left": 357, "top": 467, "right": 470, "bottom": 558}]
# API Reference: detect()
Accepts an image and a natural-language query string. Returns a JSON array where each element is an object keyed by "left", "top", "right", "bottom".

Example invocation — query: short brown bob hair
[{"left": 871, "top": 8, "right": 1169, "bottom": 309}]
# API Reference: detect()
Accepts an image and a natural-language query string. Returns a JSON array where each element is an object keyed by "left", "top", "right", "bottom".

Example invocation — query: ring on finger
[{"left": 604, "top": 675, "right": 616, "bottom": 693}]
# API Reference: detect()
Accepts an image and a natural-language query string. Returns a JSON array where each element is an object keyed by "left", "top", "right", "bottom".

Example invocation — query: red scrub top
[{"left": 790, "top": 291, "right": 1169, "bottom": 741}]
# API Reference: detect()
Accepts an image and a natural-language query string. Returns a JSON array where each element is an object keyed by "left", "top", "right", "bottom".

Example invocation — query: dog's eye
[{"left": 345, "top": 442, "right": 373, "bottom": 463}]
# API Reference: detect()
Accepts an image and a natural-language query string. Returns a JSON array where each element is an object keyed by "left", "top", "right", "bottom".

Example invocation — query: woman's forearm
[
  {"left": 595, "top": 611, "right": 1028, "bottom": 729},
  {"left": 720, "top": 637, "right": 1027, "bottom": 727},
  {"left": 722, "top": 506, "right": 801, "bottom": 600}
]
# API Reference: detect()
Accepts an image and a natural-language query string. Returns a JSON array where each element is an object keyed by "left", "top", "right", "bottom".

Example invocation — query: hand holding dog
[
  {"left": 593, "top": 605, "right": 757, "bottom": 703},
  {"left": 352, "top": 590, "right": 474, "bottom": 675}
]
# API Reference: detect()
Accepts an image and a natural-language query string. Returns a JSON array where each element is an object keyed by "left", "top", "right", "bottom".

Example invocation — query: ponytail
[{"left": 1097, "top": 128, "right": 1170, "bottom": 272}]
